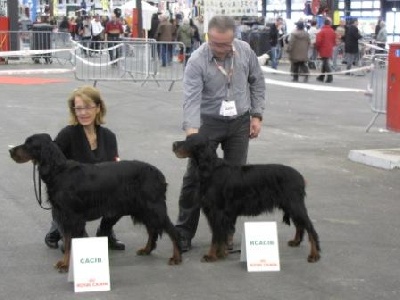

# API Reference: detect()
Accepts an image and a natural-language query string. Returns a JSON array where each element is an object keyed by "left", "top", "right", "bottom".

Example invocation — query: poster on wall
[
  {"left": 203, "top": 0, "right": 258, "bottom": 17},
  {"left": 202, "top": 0, "right": 258, "bottom": 32}
]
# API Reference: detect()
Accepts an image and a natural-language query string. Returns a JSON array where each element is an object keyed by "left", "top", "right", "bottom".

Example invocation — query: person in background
[
  {"left": 190, "top": 18, "right": 201, "bottom": 51},
  {"left": 68, "top": 17, "right": 77, "bottom": 41},
  {"left": 315, "top": 18, "right": 336, "bottom": 83},
  {"left": 344, "top": 18, "right": 362, "bottom": 75},
  {"left": 234, "top": 16, "right": 242, "bottom": 40},
  {"left": 307, "top": 20, "right": 319, "bottom": 63},
  {"left": 332, "top": 19, "right": 346, "bottom": 71},
  {"left": 44, "top": 85, "right": 125, "bottom": 251},
  {"left": 79, "top": 15, "right": 92, "bottom": 57},
  {"left": 177, "top": 18, "right": 194, "bottom": 65},
  {"left": 149, "top": 13, "right": 160, "bottom": 58},
  {"left": 269, "top": 16, "right": 284, "bottom": 69},
  {"left": 374, "top": 17, "right": 382, "bottom": 40},
  {"left": 58, "top": 16, "right": 70, "bottom": 45},
  {"left": 91, "top": 14, "right": 104, "bottom": 55},
  {"left": 156, "top": 14, "right": 176, "bottom": 67},
  {"left": 149, "top": 13, "right": 160, "bottom": 39},
  {"left": 195, "top": 15, "right": 205, "bottom": 43},
  {"left": 175, "top": 15, "right": 266, "bottom": 252},
  {"left": 105, "top": 8, "right": 124, "bottom": 66},
  {"left": 74, "top": 16, "right": 83, "bottom": 41},
  {"left": 375, "top": 21, "right": 387, "bottom": 54},
  {"left": 286, "top": 21, "right": 310, "bottom": 82},
  {"left": 122, "top": 19, "right": 131, "bottom": 37}
]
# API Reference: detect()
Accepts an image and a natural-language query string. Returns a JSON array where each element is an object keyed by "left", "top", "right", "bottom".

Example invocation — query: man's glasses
[{"left": 208, "top": 40, "right": 233, "bottom": 49}]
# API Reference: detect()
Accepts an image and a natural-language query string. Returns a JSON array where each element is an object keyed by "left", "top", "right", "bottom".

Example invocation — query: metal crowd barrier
[
  {"left": 0, "top": 31, "right": 186, "bottom": 91},
  {"left": 365, "top": 54, "right": 388, "bottom": 132},
  {"left": 0, "top": 30, "right": 74, "bottom": 65},
  {"left": 72, "top": 40, "right": 185, "bottom": 91}
]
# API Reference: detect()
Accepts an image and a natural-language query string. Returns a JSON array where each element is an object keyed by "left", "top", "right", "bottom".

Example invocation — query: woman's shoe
[{"left": 45, "top": 230, "right": 61, "bottom": 249}]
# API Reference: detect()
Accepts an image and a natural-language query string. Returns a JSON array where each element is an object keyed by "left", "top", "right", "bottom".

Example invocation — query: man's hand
[
  {"left": 185, "top": 128, "right": 199, "bottom": 136},
  {"left": 250, "top": 117, "right": 262, "bottom": 139}
]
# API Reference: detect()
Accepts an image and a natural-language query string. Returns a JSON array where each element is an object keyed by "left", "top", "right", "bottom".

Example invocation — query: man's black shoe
[
  {"left": 96, "top": 228, "right": 125, "bottom": 251},
  {"left": 45, "top": 230, "right": 61, "bottom": 249},
  {"left": 108, "top": 233, "right": 125, "bottom": 250},
  {"left": 178, "top": 236, "right": 192, "bottom": 252}
]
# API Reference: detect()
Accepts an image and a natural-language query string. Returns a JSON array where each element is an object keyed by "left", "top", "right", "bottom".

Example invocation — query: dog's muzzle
[
  {"left": 172, "top": 141, "right": 190, "bottom": 158},
  {"left": 9, "top": 145, "right": 31, "bottom": 163}
]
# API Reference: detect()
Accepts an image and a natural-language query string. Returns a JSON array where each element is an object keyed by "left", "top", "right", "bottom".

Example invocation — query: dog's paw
[
  {"left": 168, "top": 256, "right": 182, "bottom": 265},
  {"left": 201, "top": 254, "right": 218, "bottom": 263},
  {"left": 307, "top": 253, "right": 321, "bottom": 263},
  {"left": 136, "top": 248, "right": 151, "bottom": 256},
  {"left": 54, "top": 260, "right": 69, "bottom": 273},
  {"left": 288, "top": 240, "right": 301, "bottom": 247}
]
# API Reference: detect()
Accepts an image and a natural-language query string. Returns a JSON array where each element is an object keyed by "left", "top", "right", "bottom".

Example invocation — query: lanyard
[{"left": 213, "top": 54, "right": 234, "bottom": 92}]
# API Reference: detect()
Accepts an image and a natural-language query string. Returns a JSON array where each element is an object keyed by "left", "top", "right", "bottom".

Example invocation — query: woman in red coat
[{"left": 315, "top": 18, "right": 336, "bottom": 83}]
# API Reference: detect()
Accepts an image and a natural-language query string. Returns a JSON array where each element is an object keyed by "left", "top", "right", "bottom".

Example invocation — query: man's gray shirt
[{"left": 182, "top": 39, "right": 266, "bottom": 130}]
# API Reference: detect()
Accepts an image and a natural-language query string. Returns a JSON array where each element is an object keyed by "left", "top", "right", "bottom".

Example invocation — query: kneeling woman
[{"left": 45, "top": 85, "right": 125, "bottom": 251}]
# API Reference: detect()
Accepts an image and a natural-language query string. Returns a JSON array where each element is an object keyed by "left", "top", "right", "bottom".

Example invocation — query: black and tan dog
[
  {"left": 173, "top": 133, "right": 320, "bottom": 263},
  {"left": 10, "top": 133, "right": 182, "bottom": 272}
]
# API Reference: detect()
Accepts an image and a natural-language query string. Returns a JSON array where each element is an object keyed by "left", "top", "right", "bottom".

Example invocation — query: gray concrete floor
[{"left": 0, "top": 61, "right": 399, "bottom": 299}]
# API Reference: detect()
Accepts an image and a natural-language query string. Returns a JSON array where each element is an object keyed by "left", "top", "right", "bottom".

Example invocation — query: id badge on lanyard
[{"left": 215, "top": 55, "right": 238, "bottom": 117}]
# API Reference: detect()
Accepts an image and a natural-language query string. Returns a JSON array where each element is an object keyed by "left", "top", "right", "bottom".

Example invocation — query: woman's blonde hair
[{"left": 67, "top": 85, "right": 107, "bottom": 125}]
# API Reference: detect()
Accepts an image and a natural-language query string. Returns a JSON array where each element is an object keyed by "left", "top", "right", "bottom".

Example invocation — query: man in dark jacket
[
  {"left": 149, "top": 13, "right": 160, "bottom": 39},
  {"left": 269, "top": 16, "right": 283, "bottom": 69},
  {"left": 344, "top": 18, "right": 362, "bottom": 74}
]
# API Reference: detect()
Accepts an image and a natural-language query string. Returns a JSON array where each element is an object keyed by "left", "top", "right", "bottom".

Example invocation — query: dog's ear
[
  {"left": 24, "top": 134, "right": 53, "bottom": 160},
  {"left": 24, "top": 133, "right": 66, "bottom": 172},
  {"left": 187, "top": 133, "right": 218, "bottom": 177},
  {"left": 186, "top": 133, "right": 209, "bottom": 147}
]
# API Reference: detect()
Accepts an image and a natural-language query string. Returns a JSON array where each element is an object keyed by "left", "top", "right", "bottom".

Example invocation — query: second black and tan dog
[{"left": 173, "top": 133, "right": 320, "bottom": 263}]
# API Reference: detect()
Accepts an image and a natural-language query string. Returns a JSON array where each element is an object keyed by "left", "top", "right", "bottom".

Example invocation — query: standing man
[
  {"left": 286, "top": 21, "right": 310, "bottom": 83},
  {"left": 155, "top": 15, "right": 176, "bottom": 67},
  {"left": 344, "top": 18, "right": 362, "bottom": 75},
  {"left": 315, "top": 18, "right": 336, "bottom": 83},
  {"left": 269, "top": 16, "right": 284, "bottom": 69},
  {"left": 105, "top": 8, "right": 123, "bottom": 66},
  {"left": 79, "top": 15, "right": 92, "bottom": 57},
  {"left": 375, "top": 21, "right": 387, "bottom": 54},
  {"left": 175, "top": 16, "right": 266, "bottom": 252},
  {"left": 91, "top": 14, "right": 104, "bottom": 55}
]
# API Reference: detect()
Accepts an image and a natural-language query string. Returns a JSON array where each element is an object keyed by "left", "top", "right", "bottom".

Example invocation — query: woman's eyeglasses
[{"left": 73, "top": 106, "right": 97, "bottom": 113}]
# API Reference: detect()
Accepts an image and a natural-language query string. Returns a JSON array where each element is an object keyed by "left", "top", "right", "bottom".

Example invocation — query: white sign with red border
[
  {"left": 240, "top": 222, "right": 280, "bottom": 272},
  {"left": 67, "top": 237, "right": 111, "bottom": 292}
]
